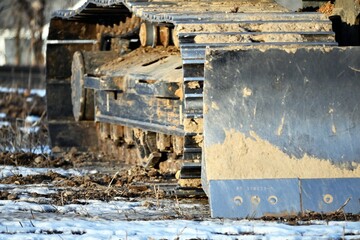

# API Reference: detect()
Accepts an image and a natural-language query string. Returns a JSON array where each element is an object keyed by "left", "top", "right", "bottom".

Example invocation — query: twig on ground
[
  {"left": 175, "top": 226, "right": 187, "bottom": 240},
  {"left": 107, "top": 171, "right": 119, "bottom": 189},
  {"left": 154, "top": 185, "right": 160, "bottom": 208},
  {"left": 175, "top": 195, "right": 183, "bottom": 216},
  {"left": 30, "top": 209, "right": 35, "bottom": 219},
  {"left": 336, "top": 197, "right": 351, "bottom": 213}
]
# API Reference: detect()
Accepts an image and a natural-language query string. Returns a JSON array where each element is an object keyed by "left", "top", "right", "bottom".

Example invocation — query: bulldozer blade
[{"left": 203, "top": 46, "right": 360, "bottom": 218}]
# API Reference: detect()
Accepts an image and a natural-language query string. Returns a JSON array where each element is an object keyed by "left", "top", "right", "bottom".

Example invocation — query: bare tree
[
  {"left": 16, "top": 0, "right": 46, "bottom": 65},
  {"left": 0, "top": 0, "right": 44, "bottom": 65},
  {"left": 0, "top": 0, "right": 76, "bottom": 66}
]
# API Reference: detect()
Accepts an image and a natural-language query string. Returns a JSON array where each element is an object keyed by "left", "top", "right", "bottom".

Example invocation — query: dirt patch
[
  {"left": 205, "top": 129, "right": 360, "bottom": 180},
  {"left": 262, "top": 211, "right": 360, "bottom": 224},
  {"left": 194, "top": 33, "right": 305, "bottom": 44},
  {"left": 195, "top": 34, "right": 250, "bottom": 44},
  {"left": 177, "top": 22, "right": 331, "bottom": 34},
  {"left": 0, "top": 162, "right": 170, "bottom": 205},
  {"left": 132, "top": 0, "right": 286, "bottom": 16}
]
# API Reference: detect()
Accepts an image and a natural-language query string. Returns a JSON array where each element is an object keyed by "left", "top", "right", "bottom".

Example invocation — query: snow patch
[
  {"left": 0, "top": 121, "right": 10, "bottom": 127},
  {"left": 0, "top": 87, "right": 45, "bottom": 97},
  {"left": 0, "top": 166, "right": 86, "bottom": 179}
]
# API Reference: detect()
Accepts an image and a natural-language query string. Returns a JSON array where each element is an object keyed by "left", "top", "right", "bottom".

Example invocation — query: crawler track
[{"left": 47, "top": 0, "right": 336, "bottom": 193}]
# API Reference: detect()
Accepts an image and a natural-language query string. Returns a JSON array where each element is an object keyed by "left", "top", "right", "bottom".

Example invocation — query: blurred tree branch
[
  {"left": 0, "top": 0, "right": 46, "bottom": 65},
  {"left": 0, "top": 0, "right": 75, "bottom": 66}
]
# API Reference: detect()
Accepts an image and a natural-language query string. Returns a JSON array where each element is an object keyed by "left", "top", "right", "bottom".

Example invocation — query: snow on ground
[
  {"left": 0, "top": 114, "right": 50, "bottom": 154},
  {"left": 0, "top": 143, "right": 51, "bottom": 154},
  {"left": 0, "top": 121, "right": 10, "bottom": 127},
  {"left": 0, "top": 87, "right": 46, "bottom": 97},
  {"left": 0, "top": 165, "right": 86, "bottom": 179},
  {"left": 0, "top": 165, "right": 359, "bottom": 239},
  {"left": 1, "top": 145, "right": 51, "bottom": 155},
  {"left": 24, "top": 115, "right": 41, "bottom": 123},
  {"left": 0, "top": 199, "right": 359, "bottom": 240},
  {"left": 17, "top": 115, "right": 41, "bottom": 134}
]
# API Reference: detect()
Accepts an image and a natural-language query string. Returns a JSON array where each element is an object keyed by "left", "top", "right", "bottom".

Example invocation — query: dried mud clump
[
  {"left": 318, "top": 1, "right": 334, "bottom": 15},
  {"left": 0, "top": 191, "right": 19, "bottom": 200},
  {"left": 0, "top": 171, "right": 63, "bottom": 185}
]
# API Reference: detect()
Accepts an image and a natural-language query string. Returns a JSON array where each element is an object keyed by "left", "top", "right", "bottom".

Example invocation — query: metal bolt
[
  {"left": 251, "top": 195, "right": 261, "bottom": 205},
  {"left": 268, "top": 195, "right": 278, "bottom": 205},
  {"left": 323, "top": 194, "right": 333, "bottom": 204},
  {"left": 233, "top": 196, "right": 243, "bottom": 206}
]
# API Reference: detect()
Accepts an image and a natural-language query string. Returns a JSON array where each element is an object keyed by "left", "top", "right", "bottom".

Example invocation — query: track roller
[
  {"left": 139, "top": 22, "right": 158, "bottom": 47},
  {"left": 71, "top": 51, "right": 118, "bottom": 121},
  {"left": 133, "top": 129, "right": 162, "bottom": 167}
]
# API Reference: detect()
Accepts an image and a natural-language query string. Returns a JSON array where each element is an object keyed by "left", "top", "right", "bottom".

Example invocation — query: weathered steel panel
[
  {"left": 204, "top": 47, "right": 360, "bottom": 217},
  {"left": 209, "top": 179, "right": 300, "bottom": 218},
  {"left": 301, "top": 178, "right": 360, "bottom": 213}
]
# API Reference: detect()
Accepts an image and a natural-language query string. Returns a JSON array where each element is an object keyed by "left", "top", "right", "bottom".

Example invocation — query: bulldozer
[{"left": 46, "top": 0, "right": 360, "bottom": 218}]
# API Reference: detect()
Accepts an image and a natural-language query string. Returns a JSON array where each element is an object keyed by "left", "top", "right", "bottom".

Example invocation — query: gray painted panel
[
  {"left": 301, "top": 178, "right": 360, "bottom": 213},
  {"left": 209, "top": 179, "right": 300, "bottom": 218}
]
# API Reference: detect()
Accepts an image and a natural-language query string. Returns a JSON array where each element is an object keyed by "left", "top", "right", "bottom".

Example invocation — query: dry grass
[
  {"left": 0, "top": 117, "right": 48, "bottom": 153},
  {"left": 0, "top": 91, "right": 47, "bottom": 154}
]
